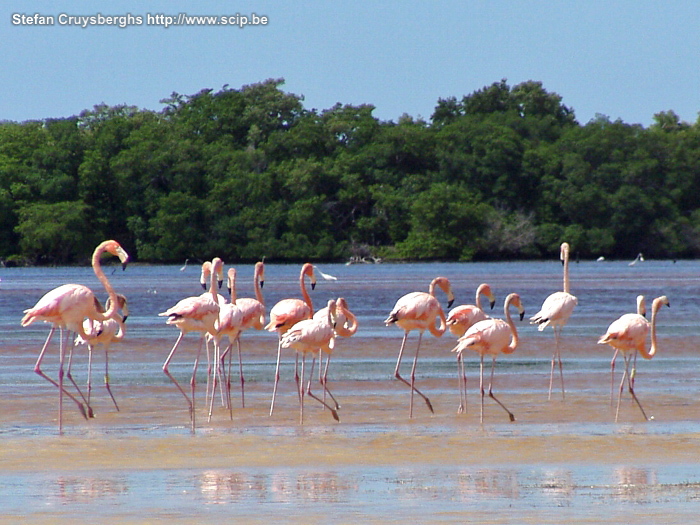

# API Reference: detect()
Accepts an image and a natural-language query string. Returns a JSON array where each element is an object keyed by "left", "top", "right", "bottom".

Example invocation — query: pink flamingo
[
  {"left": 208, "top": 267, "right": 244, "bottom": 421},
  {"left": 222, "top": 260, "right": 266, "bottom": 409},
  {"left": 452, "top": 293, "right": 525, "bottom": 423},
  {"left": 608, "top": 295, "right": 646, "bottom": 404},
  {"left": 384, "top": 276, "right": 455, "bottom": 417},
  {"left": 74, "top": 293, "right": 129, "bottom": 411},
  {"left": 280, "top": 299, "right": 339, "bottom": 423},
  {"left": 266, "top": 262, "right": 316, "bottom": 416},
  {"left": 597, "top": 295, "right": 670, "bottom": 422},
  {"left": 529, "top": 242, "right": 578, "bottom": 400},
  {"left": 446, "top": 283, "right": 497, "bottom": 413},
  {"left": 313, "top": 297, "right": 359, "bottom": 410},
  {"left": 160, "top": 257, "right": 223, "bottom": 432},
  {"left": 21, "top": 239, "right": 129, "bottom": 433}
]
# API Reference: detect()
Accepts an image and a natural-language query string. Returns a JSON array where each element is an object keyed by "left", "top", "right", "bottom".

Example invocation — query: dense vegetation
[{"left": 1, "top": 78, "right": 699, "bottom": 265}]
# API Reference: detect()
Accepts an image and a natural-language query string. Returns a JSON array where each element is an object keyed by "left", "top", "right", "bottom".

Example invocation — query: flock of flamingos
[{"left": 20, "top": 240, "right": 669, "bottom": 434}]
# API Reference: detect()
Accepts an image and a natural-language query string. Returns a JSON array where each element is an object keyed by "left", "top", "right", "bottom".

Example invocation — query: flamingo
[
  {"left": 159, "top": 257, "right": 223, "bottom": 432},
  {"left": 21, "top": 239, "right": 129, "bottom": 433},
  {"left": 221, "top": 260, "right": 266, "bottom": 410},
  {"left": 74, "top": 293, "right": 129, "bottom": 412},
  {"left": 208, "top": 267, "right": 244, "bottom": 421},
  {"left": 198, "top": 260, "right": 227, "bottom": 404},
  {"left": 598, "top": 295, "right": 670, "bottom": 422},
  {"left": 451, "top": 293, "right": 525, "bottom": 423},
  {"left": 446, "top": 283, "right": 497, "bottom": 414},
  {"left": 280, "top": 299, "right": 339, "bottom": 423},
  {"left": 384, "top": 276, "right": 455, "bottom": 417},
  {"left": 529, "top": 242, "right": 578, "bottom": 400},
  {"left": 628, "top": 253, "right": 644, "bottom": 266},
  {"left": 313, "top": 297, "right": 359, "bottom": 410},
  {"left": 266, "top": 262, "right": 316, "bottom": 416},
  {"left": 608, "top": 295, "right": 646, "bottom": 404}
]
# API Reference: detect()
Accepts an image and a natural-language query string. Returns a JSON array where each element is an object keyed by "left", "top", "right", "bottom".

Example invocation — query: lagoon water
[{"left": 2, "top": 259, "right": 700, "bottom": 523}]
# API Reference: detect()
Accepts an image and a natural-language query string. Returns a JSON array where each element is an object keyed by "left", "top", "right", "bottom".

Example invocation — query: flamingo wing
[{"left": 529, "top": 291, "right": 577, "bottom": 331}]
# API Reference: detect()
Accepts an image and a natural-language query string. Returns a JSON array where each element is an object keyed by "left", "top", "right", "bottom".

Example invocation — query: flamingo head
[{"left": 102, "top": 240, "right": 129, "bottom": 270}]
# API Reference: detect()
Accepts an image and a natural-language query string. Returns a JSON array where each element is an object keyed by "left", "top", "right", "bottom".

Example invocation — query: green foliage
[{"left": 1, "top": 78, "right": 700, "bottom": 265}]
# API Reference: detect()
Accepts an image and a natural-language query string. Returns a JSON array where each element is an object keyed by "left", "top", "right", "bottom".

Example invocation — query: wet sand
[{"left": 2, "top": 335, "right": 700, "bottom": 523}]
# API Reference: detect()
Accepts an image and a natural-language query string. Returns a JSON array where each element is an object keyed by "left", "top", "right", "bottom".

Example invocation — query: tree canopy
[{"left": 1, "top": 77, "right": 699, "bottom": 265}]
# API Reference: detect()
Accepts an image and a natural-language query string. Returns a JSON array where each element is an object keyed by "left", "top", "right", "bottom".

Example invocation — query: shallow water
[{"left": 2, "top": 259, "right": 700, "bottom": 523}]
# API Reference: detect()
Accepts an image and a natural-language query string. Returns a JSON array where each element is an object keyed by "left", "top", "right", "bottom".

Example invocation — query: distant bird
[
  {"left": 180, "top": 259, "right": 190, "bottom": 272},
  {"left": 160, "top": 257, "right": 223, "bottom": 432},
  {"left": 281, "top": 299, "right": 339, "bottom": 423},
  {"left": 596, "top": 256, "right": 605, "bottom": 262},
  {"left": 608, "top": 295, "right": 646, "bottom": 404},
  {"left": 74, "top": 293, "right": 129, "bottom": 412},
  {"left": 266, "top": 263, "right": 316, "bottom": 416},
  {"left": 314, "top": 265, "right": 338, "bottom": 281},
  {"left": 628, "top": 253, "right": 644, "bottom": 266},
  {"left": 452, "top": 293, "right": 524, "bottom": 423},
  {"left": 597, "top": 295, "right": 670, "bottom": 422},
  {"left": 385, "top": 276, "right": 455, "bottom": 417},
  {"left": 446, "top": 283, "right": 497, "bottom": 413},
  {"left": 21, "top": 240, "right": 129, "bottom": 433},
  {"left": 530, "top": 242, "right": 578, "bottom": 400},
  {"left": 221, "top": 260, "right": 266, "bottom": 410}
]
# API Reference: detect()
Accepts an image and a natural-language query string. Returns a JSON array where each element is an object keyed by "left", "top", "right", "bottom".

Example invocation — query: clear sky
[{"left": 3, "top": 1, "right": 700, "bottom": 127}]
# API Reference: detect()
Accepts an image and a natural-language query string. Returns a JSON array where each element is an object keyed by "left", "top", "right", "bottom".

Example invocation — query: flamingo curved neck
[
  {"left": 503, "top": 296, "right": 519, "bottom": 354},
  {"left": 562, "top": 244, "right": 571, "bottom": 294},
  {"left": 254, "top": 264, "right": 265, "bottom": 305},
  {"left": 643, "top": 302, "right": 663, "bottom": 359},
  {"left": 300, "top": 267, "right": 314, "bottom": 314},
  {"left": 92, "top": 242, "right": 119, "bottom": 321}
]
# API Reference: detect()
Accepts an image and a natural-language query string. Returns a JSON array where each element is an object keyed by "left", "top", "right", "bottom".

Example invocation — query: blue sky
[{"left": 3, "top": 1, "right": 700, "bottom": 127}]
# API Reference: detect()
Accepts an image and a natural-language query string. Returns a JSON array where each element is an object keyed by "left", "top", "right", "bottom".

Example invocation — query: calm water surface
[{"left": 2, "top": 259, "right": 700, "bottom": 523}]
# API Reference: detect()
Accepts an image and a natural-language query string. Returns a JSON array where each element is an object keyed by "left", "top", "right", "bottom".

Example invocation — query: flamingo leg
[
  {"left": 393, "top": 331, "right": 433, "bottom": 417},
  {"left": 104, "top": 344, "right": 119, "bottom": 411},
  {"left": 189, "top": 336, "right": 205, "bottom": 432},
  {"left": 487, "top": 357, "right": 515, "bottom": 422},
  {"left": 548, "top": 327, "right": 565, "bottom": 401},
  {"left": 270, "top": 335, "right": 283, "bottom": 416},
  {"left": 86, "top": 343, "right": 94, "bottom": 406},
  {"left": 208, "top": 341, "right": 221, "bottom": 423},
  {"left": 610, "top": 349, "right": 618, "bottom": 406},
  {"left": 457, "top": 353, "right": 467, "bottom": 414},
  {"left": 65, "top": 332, "right": 94, "bottom": 418},
  {"left": 236, "top": 337, "right": 245, "bottom": 409},
  {"left": 204, "top": 336, "right": 213, "bottom": 413},
  {"left": 626, "top": 354, "right": 648, "bottom": 421},
  {"left": 305, "top": 355, "right": 340, "bottom": 422},
  {"left": 34, "top": 326, "right": 88, "bottom": 425},
  {"left": 299, "top": 353, "right": 306, "bottom": 424},
  {"left": 320, "top": 352, "right": 340, "bottom": 411},
  {"left": 479, "top": 355, "right": 485, "bottom": 424},
  {"left": 163, "top": 331, "right": 197, "bottom": 429}
]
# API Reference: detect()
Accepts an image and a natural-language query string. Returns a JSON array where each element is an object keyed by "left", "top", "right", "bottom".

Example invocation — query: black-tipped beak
[
  {"left": 227, "top": 286, "right": 232, "bottom": 296},
  {"left": 218, "top": 279, "right": 223, "bottom": 289},
  {"left": 489, "top": 300, "right": 495, "bottom": 310},
  {"left": 122, "top": 315, "right": 129, "bottom": 323},
  {"left": 447, "top": 299, "right": 454, "bottom": 308},
  {"left": 201, "top": 283, "right": 207, "bottom": 291},
  {"left": 311, "top": 283, "right": 316, "bottom": 290},
  {"left": 260, "top": 280, "right": 264, "bottom": 289},
  {"left": 519, "top": 311, "right": 525, "bottom": 321},
  {"left": 122, "top": 262, "right": 128, "bottom": 271}
]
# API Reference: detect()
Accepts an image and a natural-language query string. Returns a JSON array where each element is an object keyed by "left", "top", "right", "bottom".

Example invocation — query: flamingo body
[
  {"left": 453, "top": 293, "right": 524, "bottom": 422},
  {"left": 447, "top": 283, "right": 496, "bottom": 337},
  {"left": 385, "top": 276, "right": 454, "bottom": 417},
  {"left": 281, "top": 299, "right": 339, "bottom": 423}
]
